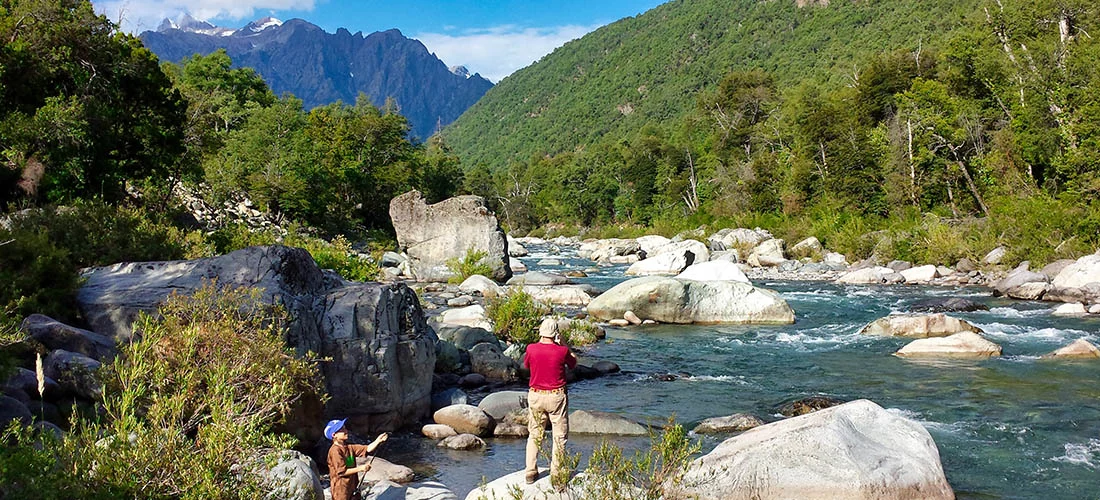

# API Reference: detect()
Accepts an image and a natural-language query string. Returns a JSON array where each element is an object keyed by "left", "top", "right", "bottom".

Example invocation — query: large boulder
[
  {"left": 669, "top": 400, "right": 953, "bottom": 500},
  {"left": 581, "top": 238, "right": 641, "bottom": 263},
  {"left": 262, "top": 450, "right": 323, "bottom": 500},
  {"left": 361, "top": 457, "right": 415, "bottom": 484},
  {"left": 568, "top": 410, "right": 647, "bottom": 435},
  {"left": 624, "top": 251, "right": 695, "bottom": 276},
  {"left": 1050, "top": 253, "right": 1100, "bottom": 290},
  {"left": 468, "top": 342, "right": 518, "bottom": 382},
  {"left": 436, "top": 305, "right": 492, "bottom": 330},
  {"left": 676, "top": 261, "right": 749, "bottom": 283},
  {"left": 436, "top": 326, "right": 498, "bottom": 351},
  {"left": 0, "top": 395, "right": 32, "bottom": 427},
  {"left": 894, "top": 332, "right": 1002, "bottom": 359},
  {"left": 1042, "top": 339, "right": 1100, "bottom": 359},
  {"left": 587, "top": 276, "right": 794, "bottom": 325},
  {"left": 458, "top": 275, "right": 502, "bottom": 298},
  {"left": 438, "top": 433, "right": 486, "bottom": 450},
  {"left": 836, "top": 266, "right": 898, "bottom": 285},
  {"left": 708, "top": 228, "right": 772, "bottom": 251},
  {"left": 477, "top": 390, "right": 528, "bottom": 420},
  {"left": 507, "top": 271, "right": 570, "bottom": 286},
  {"left": 44, "top": 350, "right": 102, "bottom": 400},
  {"left": 367, "top": 480, "right": 458, "bottom": 500},
  {"left": 636, "top": 234, "right": 673, "bottom": 256},
  {"left": 992, "top": 262, "right": 1048, "bottom": 296},
  {"left": 20, "top": 314, "right": 117, "bottom": 361},
  {"left": 899, "top": 265, "right": 939, "bottom": 284},
  {"left": 433, "top": 404, "right": 493, "bottom": 436},
  {"left": 789, "top": 237, "right": 824, "bottom": 260},
  {"left": 465, "top": 468, "right": 591, "bottom": 500},
  {"left": 76, "top": 245, "right": 436, "bottom": 433},
  {"left": 649, "top": 239, "right": 710, "bottom": 263},
  {"left": 520, "top": 285, "right": 593, "bottom": 306},
  {"left": 388, "top": 191, "right": 511, "bottom": 282},
  {"left": 747, "top": 239, "right": 786, "bottom": 267},
  {"left": 859, "top": 313, "right": 982, "bottom": 338}
]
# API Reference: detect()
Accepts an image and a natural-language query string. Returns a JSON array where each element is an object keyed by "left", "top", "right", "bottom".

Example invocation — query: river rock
[
  {"left": 669, "top": 399, "right": 953, "bottom": 500},
  {"left": 1042, "top": 338, "right": 1100, "bottom": 359},
  {"left": 636, "top": 234, "right": 672, "bottom": 256},
  {"left": 587, "top": 276, "right": 794, "bottom": 324},
  {"left": 624, "top": 250, "right": 695, "bottom": 276},
  {"left": 507, "top": 271, "right": 570, "bottom": 286},
  {"left": 710, "top": 249, "right": 740, "bottom": 263},
  {"left": 1039, "top": 259, "right": 1076, "bottom": 280},
  {"left": 747, "top": 239, "right": 786, "bottom": 267},
  {"left": 899, "top": 265, "right": 939, "bottom": 284},
  {"left": 1052, "top": 303, "right": 1088, "bottom": 316},
  {"left": 693, "top": 414, "right": 765, "bottom": 434},
  {"left": 778, "top": 396, "right": 845, "bottom": 417},
  {"left": 583, "top": 238, "right": 641, "bottom": 263},
  {"left": 494, "top": 421, "right": 530, "bottom": 438},
  {"left": 20, "top": 314, "right": 117, "bottom": 361},
  {"left": 508, "top": 237, "right": 529, "bottom": 257},
  {"left": 437, "top": 326, "right": 498, "bottom": 351},
  {"left": 445, "top": 296, "right": 474, "bottom": 307},
  {"left": 993, "top": 262, "right": 1048, "bottom": 296},
  {"left": 431, "top": 388, "right": 468, "bottom": 412},
  {"left": 859, "top": 313, "right": 982, "bottom": 338},
  {"left": 437, "top": 305, "right": 492, "bottom": 330},
  {"left": 361, "top": 457, "right": 415, "bottom": 484},
  {"left": 262, "top": 449, "right": 323, "bottom": 500},
  {"left": 465, "top": 468, "right": 592, "bottom": 500},
  {"left": 44, "top": 350, "right": 102, "bottom": 400},
  {"left": 569, "top": 410, "right": 647, "bottom": 435},
  {"left": 650, "top": 239, "right": 710, "bottom": 262},
  {"left": 835, "top": 266, "right": 897, "bottom": 284},
  {"left": 458, "top": 275, "right": 502, "bottom": 298},
  {"left": 623, "top": 310, "right": 643, "bottom": 325},
  {"left": 608, "top": 319, "right": 630, "bottom": 327},
  {"left": 478, "top": 390, "right": 528, "bottom": 420},
  {"left": 676, "top": 260, "right": 749, "bottom": 283},
  {"left": 438, "top": 433, "right": 486, "bottom": 450},
  {"left": 1007, "top": 282, "right": 1048, "bottom": 300},
  {"left": 887, "top": 260, "right": 913, "bottom": 272},
  {"left": 592, "top": 360, "right": 620, "bottom": 374},
  {"left": 894, "top": 332, "right": 1002, "bottom": 359},
  {"left": 710, "top": 228, "right": 772, "bottom": 251},
  {"left": 520, "top": 285, "right": 592, "bottom": 306},
  {"left": 983, "top": 246, "right": 1007, "bottom": 265},
  {"left": 433, "top": 404, "right": 493, "bottom": 436},
  {"left": 5, "top": 367, "right": 61, "bottom": 400},
  {"left": 458, "top": 373, "right": 486, "bottom": 388},
  {"left": 367, "top": 480, "right": 458, "bottom": 500},
  {"left": 789, "top": 237, "right": 823, "bottom": 259},
  {"left": 468, "top": 343, "right": 518, "bottom": 382},
  {"left": 422, "top": 423, "right": 459, "bottom": 439},
  {"left": 0, "top": 395, "right": 32, "bottom": 427},
  {"left": 823, "top": 252, "right": 848, "bottom": 266},
  {"left": 907, "top": 298, "right": 989, "bottom": 313},
  {"left": 76, "top": 245, "right": 436, "bottom": 434},
  {"left": 511, "top": 260, "right": 528, "bottom": 273},
  {"left": 1051, "top": 253, "right": 1100, "bottom": 289},
  {"left": 389, "top": 191, "right": 511, "bottom": 282}
]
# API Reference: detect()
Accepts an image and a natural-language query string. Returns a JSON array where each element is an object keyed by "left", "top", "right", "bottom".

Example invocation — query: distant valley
[{"left": 140, "top": 15, "right": 493, "bottom": 140}]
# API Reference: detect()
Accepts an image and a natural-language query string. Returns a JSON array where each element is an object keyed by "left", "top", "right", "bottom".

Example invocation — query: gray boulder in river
[
  {"left": 389, "top": 190, "right": 511, "bottom": 282},
  {"left": 76, "top": 245, "right": 437, "bottom": 433},
  {"left": 668, "top": 399, "right": 953, "bottom": 500},
  {"left": 587, "top": 276, "right": 794, "bottom": 324}
]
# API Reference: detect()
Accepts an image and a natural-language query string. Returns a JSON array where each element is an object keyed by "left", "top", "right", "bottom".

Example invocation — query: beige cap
[{"left": 538, "top": 318, "right": 559, "bottom": 338}]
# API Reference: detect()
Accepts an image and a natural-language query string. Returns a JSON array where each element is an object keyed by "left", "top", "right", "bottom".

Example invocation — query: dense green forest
[{"left": 445, "top": 0, "right": 1100, "bottom": 266}]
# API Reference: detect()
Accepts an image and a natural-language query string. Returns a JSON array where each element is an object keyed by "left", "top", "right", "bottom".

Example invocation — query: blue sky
[{"left": 94, "top": 0, "right": 664, "bottom": 81}]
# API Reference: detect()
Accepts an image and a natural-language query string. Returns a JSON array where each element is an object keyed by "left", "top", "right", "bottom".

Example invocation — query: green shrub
[
  {"left": 559, "top": 320, "right": 600, "bottom": 347},
  {"left": 446, "top": 248, "right": 494, "bottom": 284},
  {"left": 0, "top": 283, "right": 322, "bottom": 499},
  {"left": 0, "top": 228, "right": 80, "bottom": 322},
  {"left": 582, "top": 418, "right": 701, "bottom": 499},
  {"left": 206, "top": 223, "right": 281, "bottom": 254},
  {"left": 484, "top": 290, "right": 550, "bottom": 345},
  {"left": 284, "top": 233, "right": 380, "bottom": 282}
]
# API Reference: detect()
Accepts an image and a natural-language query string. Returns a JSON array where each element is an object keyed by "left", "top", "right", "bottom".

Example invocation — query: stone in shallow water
[
  {"left": 437, "top": 433, "right": 486, "bottom": 450},
  {"left": 1041, "top": 338, "right": 1100, "bottom": 359},
  {"left": 894, "top": 331, "right": 1002, "bottom": 359},
  {"left": 693, "top": 413, "right": 765, "bottom": 434},
  {"left": 858, "top": 313, "right": 982, "bottom": 338},
  {"left": 778, "top": 396, "right": 844, "bottom": 417}
]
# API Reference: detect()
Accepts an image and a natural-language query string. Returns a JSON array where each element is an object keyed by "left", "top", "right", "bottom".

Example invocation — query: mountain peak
[
  {"left": 156, "top": 13, "right": 234, "bottom": 36},
  {"left": 243, "top": 16, "right": 283, "bottom": 33},
  {"left": 449, "top": 65, "right": 471, "bottom": 79}
]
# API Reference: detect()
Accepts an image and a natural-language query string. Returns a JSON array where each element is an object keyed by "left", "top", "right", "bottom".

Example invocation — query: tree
[{"left": 0, "top": 0, "right": 185, "bottom": 204}]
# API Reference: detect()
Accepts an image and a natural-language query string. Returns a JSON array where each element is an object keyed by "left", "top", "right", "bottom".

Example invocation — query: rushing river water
[{"left": 384, "top": 245, "right": 1100, "bottom": 499}]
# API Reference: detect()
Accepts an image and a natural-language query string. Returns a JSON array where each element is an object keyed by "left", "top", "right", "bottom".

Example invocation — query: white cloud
[
  {"left": 94, "top": 0, "right": 315, "bottom": 33},
  {"left": 415, "top": 24, "right": 599, "bottom": 83}
]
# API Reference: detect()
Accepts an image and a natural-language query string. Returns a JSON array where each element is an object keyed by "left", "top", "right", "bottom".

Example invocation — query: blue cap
[{"left": 324, "top": 418, "right": 347, "bottom": 441}]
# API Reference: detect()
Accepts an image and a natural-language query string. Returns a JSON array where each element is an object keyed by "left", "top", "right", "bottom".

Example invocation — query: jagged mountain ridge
[{"left": 140, "top": 18, "right": 493, "bottom": 139}]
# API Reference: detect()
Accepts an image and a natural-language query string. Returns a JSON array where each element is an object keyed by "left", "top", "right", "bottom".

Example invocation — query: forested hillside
[
  {"left": 443, "top": 0, "right": 1100, "bottom": 267},
  {"left": 443, "top": 0, "right": 979, "bottom": 169}
]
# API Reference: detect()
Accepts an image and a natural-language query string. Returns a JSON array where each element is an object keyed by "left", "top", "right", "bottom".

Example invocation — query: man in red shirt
[{"left": 522, "top": 318, "right": 577, "bottom": 486}]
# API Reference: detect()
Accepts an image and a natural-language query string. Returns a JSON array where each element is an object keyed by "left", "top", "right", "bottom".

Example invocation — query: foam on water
[
  {"left": 982, "top": 326, "right": 1090, "bottom": 343},
  {"left": 983, "top": 307, "right": 1048, "bottom": 319},
  {"left": 1052, "top": 439, "right": 1100, "bottom": 469}
]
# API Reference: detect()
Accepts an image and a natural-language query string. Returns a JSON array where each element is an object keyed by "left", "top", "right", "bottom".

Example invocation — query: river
[{"left": 385, "top": 244, "right": 1100, "bottom": 499}]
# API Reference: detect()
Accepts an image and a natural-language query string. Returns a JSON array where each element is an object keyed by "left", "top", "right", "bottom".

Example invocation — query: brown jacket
[{"left": 327, "top": 443, "right": 372, "bottom": 500}]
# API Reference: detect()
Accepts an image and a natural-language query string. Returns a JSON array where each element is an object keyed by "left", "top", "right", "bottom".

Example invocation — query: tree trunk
[{"left": 957, "top": 161, "right": 990, "bottom": 216}]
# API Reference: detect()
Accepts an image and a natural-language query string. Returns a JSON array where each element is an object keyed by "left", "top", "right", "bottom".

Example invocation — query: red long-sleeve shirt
[{"left": 523, "top": 342, "right": 577, "bottom": 390}]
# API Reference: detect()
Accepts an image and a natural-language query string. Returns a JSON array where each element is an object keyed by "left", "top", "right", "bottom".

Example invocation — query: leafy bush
[
  {"left": 559, "top": 320, "right": 600, "bottom": 347},
  {"left": 284, "top": 233, "right": 380, "bottom": 282},
  {"left": 446, "top": 248, "right": 494, "bottom": 284},
  {"left": 582, "top": 419, "right": 701, "bottom": 499},
  {"left": 0, "top": 227, "right": 80, "bottom": 322},
  {"left": 484, "top": 290, "right": 550, "bottom": 345},
  {"left": 0, "top": 283, "right": 322, "bottom": 499}
]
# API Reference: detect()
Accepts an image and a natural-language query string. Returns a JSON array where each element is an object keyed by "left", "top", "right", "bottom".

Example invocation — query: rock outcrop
[
  {"left": 76, "top": 245, "right": 436, "bottom": 433},
  {"left": 587, "top": 276, "right": 794, "bottom": 324},
  {"left": 389, "top": 191, "right": 511, "bottom": 282},
  {"left": 669, "top": 399, "right": 953, "bottom": 500},
  {"left": 1042, "top": 339, "right": 1100, "bottom": 359}
]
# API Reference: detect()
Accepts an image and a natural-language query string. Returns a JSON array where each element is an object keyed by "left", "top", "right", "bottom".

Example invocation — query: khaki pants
[{"left": 525, "top": 389, "right": 569, "bottom": 479}]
